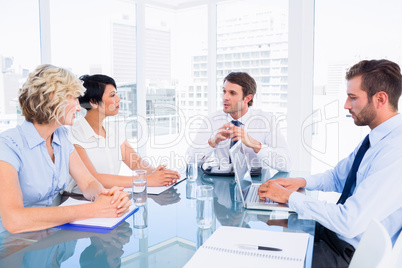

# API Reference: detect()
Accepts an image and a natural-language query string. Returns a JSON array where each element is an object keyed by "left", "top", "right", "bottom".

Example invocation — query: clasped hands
[
  {"left": 94, "top": 186, "right": 131, "bottom": 218},
  {"left": 148, "top": 165, "right": 181, "bottom": 187},
  {"left": 209, "top": 122, "right": 262, "bottom": 153},
  {"left": 258, "top": 178, "right": 306, "bottom": 204}
]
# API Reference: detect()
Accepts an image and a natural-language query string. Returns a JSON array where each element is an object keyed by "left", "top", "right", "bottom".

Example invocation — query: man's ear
[
  {"left": 244, "top": 94, "right": 253, "bottom": 104},
  {"left": 374, "top": 91, "right": 388, "bottom": 109},
  {"left": 89, "top": 100, "right": 98, "bottom": 109}
]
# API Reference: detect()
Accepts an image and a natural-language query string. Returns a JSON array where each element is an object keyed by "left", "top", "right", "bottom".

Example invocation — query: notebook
[
  {"left": 55, "top": 197, "right": 138, "bottom": 233},
  {"left": 184, "top": 226, "right": 310, "bottom": 268},
  {"left": 229, "top": 142, "right": 302, "bottom": 212}
]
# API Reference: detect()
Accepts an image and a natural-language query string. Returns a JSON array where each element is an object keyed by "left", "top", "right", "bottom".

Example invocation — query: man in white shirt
[{"left": 186, "top": 72, "right": 291, "bottom": 172}]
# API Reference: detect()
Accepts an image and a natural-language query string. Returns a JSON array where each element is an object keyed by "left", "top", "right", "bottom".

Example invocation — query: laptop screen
[{"left": 229, "top": 141, "right": 252, "bottom": 206}]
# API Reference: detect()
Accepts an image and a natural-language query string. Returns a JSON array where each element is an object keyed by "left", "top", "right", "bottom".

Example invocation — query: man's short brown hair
[
  {"left": 224, "top": 72, "right": 257, "bottom": 107},
  {"left": 346, "top": 59, "right": 402, "bottom": 111}
]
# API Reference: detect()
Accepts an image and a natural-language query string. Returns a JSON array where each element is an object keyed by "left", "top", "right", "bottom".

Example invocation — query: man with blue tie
[
  {"left": 258, "top": 59, "right": 402, "bottom": 267},
  {"left": 186, "top": 72, "right": 291, "bottom": 172}
]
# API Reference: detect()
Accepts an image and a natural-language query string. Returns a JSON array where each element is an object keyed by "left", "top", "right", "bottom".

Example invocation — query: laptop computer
[{"left": 229, "top": 141, "right": 296, "bottom": 212}]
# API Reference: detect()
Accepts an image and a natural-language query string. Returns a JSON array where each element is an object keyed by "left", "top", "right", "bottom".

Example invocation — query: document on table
[
  {"left": 55, "top": 197, "right": 137, "bottom": 233},
  {"left": 184, "top": 226, "right": 310, "bottom": 268}
]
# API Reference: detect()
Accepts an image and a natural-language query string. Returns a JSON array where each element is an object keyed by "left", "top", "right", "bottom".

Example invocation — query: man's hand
[
  {"left": 229, "top": 123, "right": 261, "bottom": 153},
  {"left": 208, "top": 124, "right": 231, "bottom": 148},
  {"left": 258, "top": 178, "right": 306, "bottom": 203},
  {"left": 208, "top": 122, "right": 261, "bottom": 153},
  {"left": 267, "top": 178, "right": 307, "bottom": 191},
  {"left": 258, "top": 181, "right": 292, "bottom": 203}
]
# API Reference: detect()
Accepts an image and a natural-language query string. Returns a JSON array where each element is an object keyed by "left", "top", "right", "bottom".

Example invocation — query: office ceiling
[{"left": 140, "top": 0, "right": 227, "bottom": 10}]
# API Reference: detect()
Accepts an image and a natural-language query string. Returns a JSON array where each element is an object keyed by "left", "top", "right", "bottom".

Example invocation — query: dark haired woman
[{"left": 65, "top": 74, "right": 180, "bottom": 193}]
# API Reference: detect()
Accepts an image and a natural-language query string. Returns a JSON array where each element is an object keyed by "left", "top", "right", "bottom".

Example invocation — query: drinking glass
[
  {"left": 196, "top": 185, "right": 214, "bottom": 229},
  {"left": 133, "top": 170, "right": 147, "bottom": 206},
  {"left": 187, "top": 162, "right": 198, "bottom": 182},
  {"left": 186, "top": 180, "right": 197, "bottom": 200},
  {"left": 134, "top": 204, "right": 148, "bottom": 229}
]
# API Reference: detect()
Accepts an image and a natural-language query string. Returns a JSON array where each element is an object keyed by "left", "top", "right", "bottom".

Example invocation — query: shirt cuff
[
  {"left": 256, "top": 143, "right": 267, "bottom": 157},
  {"left": 288, "top": 191, "right": 307, "bottom": 213}
]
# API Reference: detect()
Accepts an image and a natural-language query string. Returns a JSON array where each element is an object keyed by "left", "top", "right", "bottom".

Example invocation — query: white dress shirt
[
  {"left": 289, "top": 114, "right": 402, "bottom": 248},
  {"left": 65, "top": 117, "right": 126, "bottom": 193},
  {"left": 186, "top": 108, "right": 291, "bottom": 172}
]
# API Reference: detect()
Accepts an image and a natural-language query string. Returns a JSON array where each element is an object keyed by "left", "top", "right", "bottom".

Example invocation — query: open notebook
[
  {"left": 55, "top": 197, "right": 138, "bottom": 233},
  {"left": 184, "top": 226, "right": 310, "bottom": 268}
]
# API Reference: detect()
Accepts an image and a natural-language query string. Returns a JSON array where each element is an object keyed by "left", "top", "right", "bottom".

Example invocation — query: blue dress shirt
[
  {"left": 289, "top": 114, "right": 402, "bottom": 248},
  {"left": 0, "top": 121, "right": 74, "bottom": 233}
]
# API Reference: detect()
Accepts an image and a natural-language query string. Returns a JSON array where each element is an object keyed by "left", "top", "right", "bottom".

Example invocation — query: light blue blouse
[
  {"left": 290, "top": 114, "right": 402, "bottom": 248},
  {"left": 0, "top": 120, "right": 74, "bottom": 233}
]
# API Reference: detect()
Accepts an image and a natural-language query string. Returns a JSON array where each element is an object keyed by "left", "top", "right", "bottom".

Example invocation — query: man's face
[
  {"left": 344, "top": 75, "right": 377, "bottom": 128},
  {"left": 222, "top": 81, "right": 250, "bottom": 119}
]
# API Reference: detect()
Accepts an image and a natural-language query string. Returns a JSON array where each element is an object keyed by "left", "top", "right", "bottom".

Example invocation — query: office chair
[
  {"left": 349, "top": 219, "right": 392, "bottom": 268},
  {"left": 389, "top": 229, "right": 402, "bottom": 268}
]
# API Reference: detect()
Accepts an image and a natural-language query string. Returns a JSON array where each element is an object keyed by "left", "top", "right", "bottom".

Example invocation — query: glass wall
[
  {"left": 0, "top": 0, "right": 40, "bottom": 130},
  {"left": 216, "top": 0, "right": 289, "bottom": 117},
  {"left": 49, "top": 0, "right": 137, "bottom": 115},
  {"left": 49, "top": 0, "right": 138, "bottom": 161},
  {"left": 312, "top": 0, "right": 402, "bottom": 173},
  {"left": 144, "top": 4, "right": 208, "bottom": 168}
]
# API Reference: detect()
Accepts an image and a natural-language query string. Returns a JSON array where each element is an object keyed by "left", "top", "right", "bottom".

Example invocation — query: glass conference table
[{"left": 0, "top": 168, "right": 315, "bottom": 267}]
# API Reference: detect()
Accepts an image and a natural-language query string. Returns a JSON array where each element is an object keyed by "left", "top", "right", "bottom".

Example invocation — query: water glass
[
  {"left": 186, "top": 180, "right": 197, "bottom": 199},
  {"left": 186, "top": 162, "right": 198, "bottom": 182},
  {"left": 134, "top": 204, "right": 148, "bottom": 229},
  {"left": 197, "top": 227, "right": 213, "bottom": 249},
  {"left": 133, "top": 170, "right": 147, "bottom": 206},
  {"left": 196, "top": 185, "right": 214, "bottom": 229}
]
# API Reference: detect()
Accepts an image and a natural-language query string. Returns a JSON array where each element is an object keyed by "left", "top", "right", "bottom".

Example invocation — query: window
[
  {"left": 145, "top": 4, "right": 208, "bottom": 162},
  {"left": 312, "top": 0, "right": 402, "bottom": 173},
  {"left": 0, "top": 1, "right": 40, "bottom": 130}
]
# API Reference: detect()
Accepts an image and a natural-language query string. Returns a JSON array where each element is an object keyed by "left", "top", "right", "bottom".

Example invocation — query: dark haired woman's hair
[{"left": 79, "top": 74, "right": 117, "bottom": 110}]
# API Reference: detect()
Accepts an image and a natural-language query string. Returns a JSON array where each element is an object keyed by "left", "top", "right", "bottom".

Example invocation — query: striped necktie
[{"left": 230, "top": 120, "right": 242, "bottom": 148}]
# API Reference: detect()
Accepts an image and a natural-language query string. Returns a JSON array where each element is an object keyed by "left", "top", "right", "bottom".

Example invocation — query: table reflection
[{"left": 0, "top": 221, "right": 132, "bottom": 268}]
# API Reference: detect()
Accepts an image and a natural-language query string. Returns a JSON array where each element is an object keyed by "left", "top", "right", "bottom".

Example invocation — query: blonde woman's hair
[{"left": 18, "top": 64, "right": 86, "bottom": 124}]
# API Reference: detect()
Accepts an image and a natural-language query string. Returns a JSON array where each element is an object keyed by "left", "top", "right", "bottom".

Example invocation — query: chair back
[
  {"left": 389, "top": 229, "right": 402, "bottom": 268},
  {"left": 349, "top": 220, "right": 392, "bottom": 268}
]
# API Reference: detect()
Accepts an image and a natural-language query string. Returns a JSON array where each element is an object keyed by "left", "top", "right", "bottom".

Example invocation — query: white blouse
[{"left": 65, "top": 116, "right": 126, "bottom": 193}]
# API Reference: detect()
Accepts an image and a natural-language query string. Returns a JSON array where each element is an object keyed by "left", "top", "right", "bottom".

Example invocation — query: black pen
[{"left": 236, "top": 244, "right": 282, "bottom": 252}]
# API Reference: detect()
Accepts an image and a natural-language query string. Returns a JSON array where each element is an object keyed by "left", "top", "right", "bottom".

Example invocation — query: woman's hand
[
  {"left": 147, "top": 168, "right": 181, "bottom": 187},
  {"left": 96, "top": 187, "right": 131, "bottom": 217}
]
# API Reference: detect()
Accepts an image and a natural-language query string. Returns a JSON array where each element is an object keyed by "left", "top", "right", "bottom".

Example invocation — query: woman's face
[
  {"left": 99, "top": 84, "right": 120, "bottom": 117},
  {"left": 62, "top": 96, "right": 81, "bottom": 126}
]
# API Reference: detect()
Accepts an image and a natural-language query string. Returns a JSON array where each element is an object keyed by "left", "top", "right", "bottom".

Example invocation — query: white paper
[
  {"left": 184, "top": 226, "right": 310, "bottom": 268},
  {"left": 59, "top": 197, "right": 136, "bottom": 228}
]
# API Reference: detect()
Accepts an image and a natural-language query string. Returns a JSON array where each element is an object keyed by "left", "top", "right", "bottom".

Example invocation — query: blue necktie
[
  {"left": 337, "top": 134, "right": 370, "bottom": 205},
  {"left": 229, "top": 120, "right": 241, "bottom": 164},
  {"left": 230, "top": 120, "right": 242, "bottom": 148}
]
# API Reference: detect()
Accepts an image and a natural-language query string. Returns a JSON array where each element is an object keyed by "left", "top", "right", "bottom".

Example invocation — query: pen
[{"left": 236, "top": 244, "right": 282, "bottom": 252}]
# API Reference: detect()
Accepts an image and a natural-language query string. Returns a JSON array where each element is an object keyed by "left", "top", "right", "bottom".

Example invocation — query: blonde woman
[
  {"left": 65, "top": 74, "right": 180, "bottom": 193},
  {"left": 0, "top": 64, "right": 131, "bottom": 234}
]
